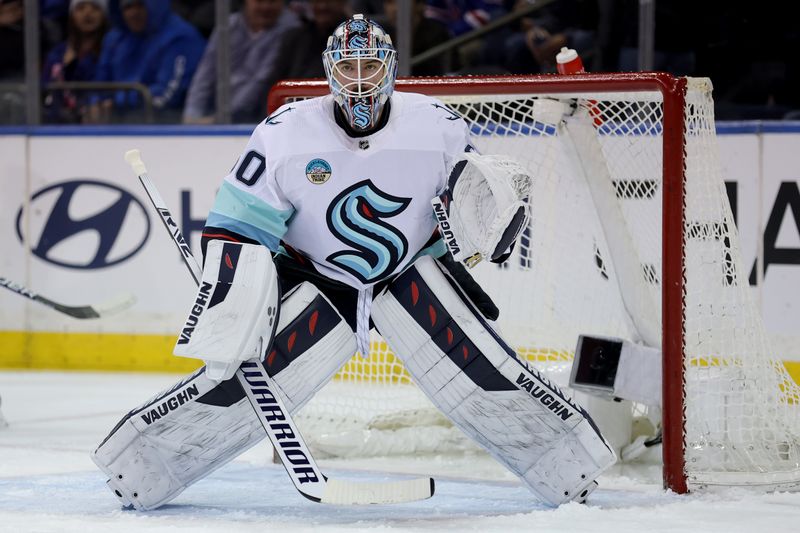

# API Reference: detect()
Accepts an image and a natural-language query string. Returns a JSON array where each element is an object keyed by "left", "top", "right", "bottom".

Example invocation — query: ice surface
[{"left": 1, "top": 371, "right": 799, "bottom": 533}]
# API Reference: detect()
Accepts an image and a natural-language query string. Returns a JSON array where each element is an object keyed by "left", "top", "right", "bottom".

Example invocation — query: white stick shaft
[
  {"left": 236, "top": 360, "right": 328, "bottom": 501},
  {"left": 125, "top": 150, "right": 202, "bottom": 285}
]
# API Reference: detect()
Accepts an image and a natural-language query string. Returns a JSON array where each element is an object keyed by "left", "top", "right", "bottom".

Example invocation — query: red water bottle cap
[{"left": 556, "top": 47, "right": 584, "bottom": 74}]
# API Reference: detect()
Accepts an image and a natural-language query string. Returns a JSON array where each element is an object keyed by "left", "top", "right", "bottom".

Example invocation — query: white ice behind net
[{"left": 292, "top": 80, "right": 800, "bottom": 489}]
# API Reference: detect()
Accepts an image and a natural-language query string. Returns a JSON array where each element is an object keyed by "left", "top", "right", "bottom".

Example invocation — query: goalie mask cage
[{"left": 267, "top": 73, "right": 800, "bottom": 494}]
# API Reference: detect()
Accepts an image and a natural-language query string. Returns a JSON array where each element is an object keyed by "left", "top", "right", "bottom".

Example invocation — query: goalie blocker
[
  {"left": 371, "top": 256, "right": 616, "bottom": 506},
  {"left": 174, "top": 240, "right": 280, "bottom": 382}
]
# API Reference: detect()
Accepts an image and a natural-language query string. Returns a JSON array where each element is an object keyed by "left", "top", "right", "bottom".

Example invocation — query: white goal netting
[{"left": 280, "top": 75, "right": 800, "bottom": 491}]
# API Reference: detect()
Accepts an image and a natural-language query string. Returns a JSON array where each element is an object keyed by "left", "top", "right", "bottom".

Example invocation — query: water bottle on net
[
  {"left": 556, "top": 46, "right": 585, "bottom": 74},
  {"left": 555, "top": 47, "right": 602, "bottom": 125}
]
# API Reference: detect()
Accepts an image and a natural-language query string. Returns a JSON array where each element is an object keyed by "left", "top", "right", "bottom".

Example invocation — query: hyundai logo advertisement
[{"left": 15, "top": 180, "right": 150, "bottom": 270}]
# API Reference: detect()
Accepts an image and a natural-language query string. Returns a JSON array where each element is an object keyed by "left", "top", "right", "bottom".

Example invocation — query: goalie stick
[
  {"left": 124, "top": 149, "right": 434, "bottom": 506},
  {"left": 0, "top": 277, "right": 135, "bottom": 319}
]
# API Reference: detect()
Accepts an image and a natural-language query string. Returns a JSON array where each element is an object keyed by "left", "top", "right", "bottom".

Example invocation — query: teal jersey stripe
[
  {"left": 206, "top": 212, "right": 282, "bottom": 252},
  {"left": 414, "top": 238, "right": 447, "bottom": 260},
  {"left": 210, "top": 181, "right": 294, "bottom": 243}
]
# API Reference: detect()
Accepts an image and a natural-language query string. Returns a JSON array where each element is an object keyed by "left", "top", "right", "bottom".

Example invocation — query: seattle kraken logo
[
  {"left": 348, "top": 34, "right": 368, "bottom": 49},
  {"left": 351, "top": 101, "right": 372, "bottom": 129},
  {"left": 348, "top": 19, "right": 368, "bottom": 32},
  {"left": 326, "top": 181, "right": 410, "bottom": 283}
]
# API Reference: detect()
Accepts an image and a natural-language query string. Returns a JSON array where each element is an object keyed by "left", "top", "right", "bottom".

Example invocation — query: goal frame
[{"left": 267, "top": 72, "right": 690, "bottom": 493}]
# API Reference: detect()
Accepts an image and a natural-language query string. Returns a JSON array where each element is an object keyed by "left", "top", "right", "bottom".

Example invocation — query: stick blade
[
  {"left": 320, "top": 477, "right": 435, "bottom": 505},
  {"left": 91, "top": 292, "right": 137, "bottom": 317},
  {"left": 50, "top": 292, "right": 135, "bottom": 319}
]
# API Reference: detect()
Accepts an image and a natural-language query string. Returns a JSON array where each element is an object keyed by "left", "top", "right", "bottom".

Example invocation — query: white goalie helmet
[{"left": 323, "top": 14, "right": 398, "bottom": 132}]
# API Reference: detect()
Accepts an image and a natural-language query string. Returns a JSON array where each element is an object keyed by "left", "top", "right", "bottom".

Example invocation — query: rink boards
[{"left": 1, "top": 124, "right": 800, "bottom": 381}]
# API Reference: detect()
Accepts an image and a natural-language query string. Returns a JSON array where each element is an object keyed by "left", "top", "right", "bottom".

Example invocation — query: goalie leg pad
[
  {"left": 92, "top": 282, "right": 356, "bottom": 510},
  {"left": 91, "top": 369, "right": 261, "bottom": 510},
  {"left": 371, "top": 256, "right": 616, "bottom": 506},
  {"left": 267, "top": 282, "right": 358, "bottom": 413}
]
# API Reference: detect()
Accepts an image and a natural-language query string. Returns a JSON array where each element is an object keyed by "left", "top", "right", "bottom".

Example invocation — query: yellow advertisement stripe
[
  {"left": 1, "top": 332, "right": 799, "bottom": 388},
  {"left": 0, "top": 331, "right": 202, "bottom": 373}
]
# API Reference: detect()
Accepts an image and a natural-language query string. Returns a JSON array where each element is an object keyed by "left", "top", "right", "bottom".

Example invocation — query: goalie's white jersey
[{"left": 207, "top": 91, "right": 473, "bottom": 290}]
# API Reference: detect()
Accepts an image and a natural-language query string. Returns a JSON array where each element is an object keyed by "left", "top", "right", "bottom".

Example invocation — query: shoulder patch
[{"left": 305, "top": 159, "right": 332, "bottom": 184}]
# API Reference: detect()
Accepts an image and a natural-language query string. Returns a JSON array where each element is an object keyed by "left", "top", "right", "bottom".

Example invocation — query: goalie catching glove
[
  {"left": 173, "top": 240, "right": 280, "bottom": 381},
  {"left": 432, "top": 153, "right": 532, "bottom": 266}
]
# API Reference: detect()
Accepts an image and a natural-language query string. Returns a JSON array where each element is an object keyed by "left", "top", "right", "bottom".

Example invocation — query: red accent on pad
[
  {"left": 447, "top": 327, "right": 454, "bottom": 345},
  {"left": 225, "top": 253, "right": 233, "bottom": 269},
  {"left": 309, "top": 310, "right": 319, "bottom": 335},
  {"left": 411, "top": 282, "right": 419, "bottom": 306},
  {"left": 463, "top": 345, "right": 469, "bottom": 360},
  {"left": 267, "top": 350, "right": 276, "bottom": 367},
  {"left": 428, "top": 305, "right": 436, "bottom": 327},
  {"left": 287, "top": 331, "right": 297, "bottom": 352}
]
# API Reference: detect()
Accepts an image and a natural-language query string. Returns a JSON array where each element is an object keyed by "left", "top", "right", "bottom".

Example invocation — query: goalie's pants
[{"left": 276, "top": 251, "right": 500, "bottom": 326}]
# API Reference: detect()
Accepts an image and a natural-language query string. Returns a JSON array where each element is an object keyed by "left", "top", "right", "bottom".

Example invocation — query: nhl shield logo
[{"left": 305, "top": 158, "right": 332, "bottom": 184}]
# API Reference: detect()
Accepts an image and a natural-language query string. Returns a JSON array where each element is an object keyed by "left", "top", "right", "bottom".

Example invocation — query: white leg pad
[
  {"left": 92, "top": 282, "right": 356, "bottom": 510},
  {"left": 266, "top": 282, "right": 358, "bottom": 413},
  {"left": 92, "top": 369, "right": 261, "bottom": 510},
  {"left": 371, "top": 256, "right": 616, "bottom": 506}
]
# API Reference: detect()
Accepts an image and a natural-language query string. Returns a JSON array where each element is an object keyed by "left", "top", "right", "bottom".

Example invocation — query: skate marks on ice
[
  {"left": 0, "top": 462, "right": 550, "bottom": 521},
  {"left": 1, "top": 459, "right": 800, "bottom": 532}
]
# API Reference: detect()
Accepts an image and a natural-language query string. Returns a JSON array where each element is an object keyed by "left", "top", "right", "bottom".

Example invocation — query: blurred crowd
[{"left": 0, "top": 0, "right": 798, "bottom": 124}]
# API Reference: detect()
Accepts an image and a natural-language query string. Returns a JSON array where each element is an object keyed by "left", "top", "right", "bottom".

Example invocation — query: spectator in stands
[
  {"left": 1, "top": 0, "right": 67, "bottom": 123},
  {"left": 383, "top": 0, "right": 451, "bottom": 76},
  {"left": 425, "top": 0, "right": 506, "bottom": 37},
  {"left": 88, "top": 0, "right": 205, "bottom": 123},
  {"left": 424, "top": 0, "right": 508, "bottom": 70},
  {"left": 171, "top": 0, "right": 219, "bottom": 39},
  {"left": 41, "top": 0, "right": 71, "bottom": 47},
  {"left": 42, "top": 0, "right": 70, "bottom": 19},
  {"left": 500, "top": 0, "right": 597, "bottom": 74},
  {"left": 273, "top": 0, "right": 348, "bottom": 80},
  {"left": 42, "top": 0, "right": 109, "bottom": 123},
  {"left": 183, "top": 0, "right": 299, "bottom": 124},
  {"left": 350, "top": 0, "right": 384, "bottom": 24},
  {"left": 0, "top": 0, "right": 24, "bottom": 81},
  {"left": 286, "top": 0, "right": 313, "bottom": 21}
]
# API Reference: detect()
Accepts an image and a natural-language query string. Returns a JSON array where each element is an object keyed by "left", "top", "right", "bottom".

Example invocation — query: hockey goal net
[{"left": 267, "top": 73, "right": 800, "bottom": 494}]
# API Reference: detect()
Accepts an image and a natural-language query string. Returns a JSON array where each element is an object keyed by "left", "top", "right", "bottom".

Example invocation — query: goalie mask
[{"left": 323, "top": 14, "right": 397, "bottom": 132}]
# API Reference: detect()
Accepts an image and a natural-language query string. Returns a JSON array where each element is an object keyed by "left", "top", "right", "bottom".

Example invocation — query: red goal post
[{"left": 266, "top": 73, "right": 800, "bottom": 495}]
